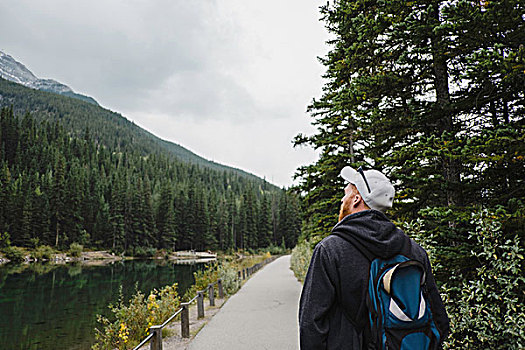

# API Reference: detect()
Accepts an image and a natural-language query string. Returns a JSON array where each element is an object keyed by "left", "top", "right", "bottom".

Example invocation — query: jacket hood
[{"left": 331, "top": 209, "right": 409, "bottom": 259}]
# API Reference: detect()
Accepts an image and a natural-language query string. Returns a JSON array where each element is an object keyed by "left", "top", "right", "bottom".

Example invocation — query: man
[{"left": 299, "top": 166, "right": 449, "bottom": 349}]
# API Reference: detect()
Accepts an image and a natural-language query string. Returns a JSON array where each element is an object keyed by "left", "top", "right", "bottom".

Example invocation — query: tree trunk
[
  {"left": 55, "top": 220, "right": 59, "bottom": 247},
  {"left": 431, "top": 2, "right": 462, "bottom": 207},
  {"left": 348, "top": 118, "right": 355, "bottom": 164}
]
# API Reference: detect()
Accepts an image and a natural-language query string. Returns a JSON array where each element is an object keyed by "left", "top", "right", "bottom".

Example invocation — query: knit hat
[{"left": 340, "top": 166, "right": 395, "bottom": 212}]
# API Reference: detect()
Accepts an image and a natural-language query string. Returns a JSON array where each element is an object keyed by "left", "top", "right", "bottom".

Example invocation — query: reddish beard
[{"left": 338, "top": 198, "right": 353, "bottom": 222}]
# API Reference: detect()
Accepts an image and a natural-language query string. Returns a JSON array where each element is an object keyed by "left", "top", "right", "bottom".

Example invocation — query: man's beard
[{"left": 338, "top": 200, "right": 352, "bottom": 222}]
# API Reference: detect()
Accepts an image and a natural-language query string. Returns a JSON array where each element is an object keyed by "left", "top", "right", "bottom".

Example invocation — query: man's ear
[{"left": 352, "top": 193, "right": 362, "bottom": 207}]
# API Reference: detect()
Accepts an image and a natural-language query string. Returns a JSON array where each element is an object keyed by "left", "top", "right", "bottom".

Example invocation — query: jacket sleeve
[
  {"left": 423, "top": 255, "right": 450, "bottom": 347},
  {"left": 299, "top": 243, "right": 337, "bottom": 350}
]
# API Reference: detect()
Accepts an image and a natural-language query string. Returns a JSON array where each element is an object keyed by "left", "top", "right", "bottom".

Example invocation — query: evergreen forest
[
  {"left": 0, "top": 106, "right": 301, "bottom": 253},
  {"left": 293, "top": 1, "right": 524, "bottom": 348},
  {"left": 0, "top": 77, "right": 264, "bottom": 179}
]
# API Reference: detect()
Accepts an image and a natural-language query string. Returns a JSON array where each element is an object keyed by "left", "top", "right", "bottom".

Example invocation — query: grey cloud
[
  {"left": 144, "top": 68, "right": 259, "bottom": 121},
  {"left": 0, "top": 0, "right": 328, "bottom": 187},
  {"left": 0, "top": 0, "right": 251, "bottom": 118}
]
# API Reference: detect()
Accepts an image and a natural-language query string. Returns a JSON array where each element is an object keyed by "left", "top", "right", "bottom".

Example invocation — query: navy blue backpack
[{"left": 334, "top": 234, "right": 441, "bottom": 349}]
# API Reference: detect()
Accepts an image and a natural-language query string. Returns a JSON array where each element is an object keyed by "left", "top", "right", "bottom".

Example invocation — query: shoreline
[{"left": 0, "top": 249, "right": 218, "bottom": 266}]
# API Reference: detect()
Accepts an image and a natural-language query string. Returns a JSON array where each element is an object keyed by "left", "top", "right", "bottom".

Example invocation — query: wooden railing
[{"left": 133, "top": 256, "right": 278, "bottom": 350}]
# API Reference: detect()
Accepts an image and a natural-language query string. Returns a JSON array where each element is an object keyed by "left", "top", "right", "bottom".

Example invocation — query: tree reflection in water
[{"left": 0, "top": 260, "right": 199, "bottom": 350}]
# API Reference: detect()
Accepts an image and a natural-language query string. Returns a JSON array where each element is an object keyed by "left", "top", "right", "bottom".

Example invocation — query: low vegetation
[
  {"left": 2, "top": 246, "right": 25, "bottom": 263},
  {"left": 68, "top": 243, "right": 83, "bottom": 258},
  {"left": 217, "top": 261, "right": 242, "bottom": 295},
  {"left": 92, "top": 253, "right": 274, "bottom": 349},
  {"left": 438, "top": 210, "right": 525, "bottom": 349},
  {"left": 93, "top": 283, "right": 181, "bottom": 350},
  {"left": 32, "top": 245, "right": 56, "bottom": 260},
  {"left": 183, "top": 263, "right": 220, "bottom": 301},
  {"left": 290, "top": 240, "right": 312, "bottom": 283}
]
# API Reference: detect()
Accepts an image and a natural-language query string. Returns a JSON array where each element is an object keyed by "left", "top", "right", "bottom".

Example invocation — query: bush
[
  {"left": 184, "top": 263, "right": 219, "bottom": 301},
  {"left": 31, "top": 245, "right": 55, "bottom": 261},
  {"left": 69, "top": 243, "right": 83, "bottom": 258},
  {"left": 441, "top": 209, "right": 525, "bottom": 349},
  {"left": 3, "top": 246, "right": 25, "bottom": 263},
  {"left": 265, "top": 244, "right": 288, "bottom": 256},
  {"left": 93, "top": 284, "right": 180, "bottom": 350},
  {"left": 29, "top": 237, "right": 40, "bottom": 248},
  {"left": 133, "top": 246, "right": 157, "bottom": 258},
  {"left": 0, "top": 232, "right": 11, "bottom": 248},
  {"left": 218, "top": 261, "right": 241, "bottom": 295},
  {"left": 290, "top": 240, "right": 313, "bottom": 283}
]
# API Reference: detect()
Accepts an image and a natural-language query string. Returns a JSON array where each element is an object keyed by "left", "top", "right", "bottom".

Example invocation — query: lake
[{"left": 0, "top": 259, "right": 202, "bottom": 350}]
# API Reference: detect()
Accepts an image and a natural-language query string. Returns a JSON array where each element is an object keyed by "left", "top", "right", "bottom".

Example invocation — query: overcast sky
[{"left": 0, "top": 0, "right": 329, "bottom": 187}]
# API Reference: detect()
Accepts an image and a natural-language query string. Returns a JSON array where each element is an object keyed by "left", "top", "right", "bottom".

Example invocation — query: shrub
[
  {"left": 184, "top": 259, "right": 246, "bottom": 300},
  {"left": 93, "top": 283, "right": 180, "bottom": 350},
  {"left": 184, "top": 263, "right": 219, "bottom": 301},
  {"left": 29, "top": 237, "right": 40, "bottom": 248},
  {"left": 31, "top": 245, "right": 55, "bottom": 261},
  {"left": 266, "top": 244, "right": 288, "bottom": 256},
  {"left": 218, "top": 261, "right": 241, "bottom": 295},
  {"left": 154, "top": 249, "right": 169, "bottom": 260},
  {"left": 0, "top": 232, "right": 11, "bottom": 248},
  {"left": 441, "top": 209, "right": 525, "bottom": 349},
  {"left": 69, "top": 243, "right": 83, "bottom": 258},
  {"left": 133, "top": 246, "right": 157, "bottom": 258},
  {"left": 3, "top": 246, "right": 25, "bottom": 263},
  {"left": 290, "top": 240, "right": 313, "bottom": 283}
]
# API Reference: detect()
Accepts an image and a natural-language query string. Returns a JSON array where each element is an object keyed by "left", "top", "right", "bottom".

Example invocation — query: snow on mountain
[
  {"left": 0, "top": 50, "right": 38, "bottom": 85},
  {"left": 0, "top": 50, "right": 98, "bottom": 105}
]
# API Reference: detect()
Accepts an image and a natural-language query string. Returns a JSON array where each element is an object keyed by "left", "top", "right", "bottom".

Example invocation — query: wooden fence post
[
  {"left": 218, "top": 279, "right": 224, "bottom": 298},
  {"left": 149, "top": 325, "right": 163, "bottom": 350},
  {"left": 181, "top": 303, "right": 190, "bottom": 338},
  {"left": 197, "top": 291, "right": 204, "bottom": 319},
  {"left": 209, "top": 284, "right": 215, "bottom": 307}
]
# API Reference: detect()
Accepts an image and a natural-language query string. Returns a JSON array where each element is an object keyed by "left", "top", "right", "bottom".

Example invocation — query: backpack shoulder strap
[{"left": 331, "top": 232, "right": 377, "bottom": 348}]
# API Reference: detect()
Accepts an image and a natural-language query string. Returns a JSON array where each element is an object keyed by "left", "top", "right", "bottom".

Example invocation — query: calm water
[{"left": 0, "top": 259, "right": 201, "bottom": 350}]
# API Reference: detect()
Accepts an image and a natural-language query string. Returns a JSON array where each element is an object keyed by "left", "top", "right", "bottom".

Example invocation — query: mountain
[
  {"left": 0, "top": 52, "right": 302, "bottom": 254},
  {"left": 0, "top": 105, "right": 301, "bottom": 252},
  {"left": 0, "top": 50, "right": 99, "bottom": 105},
  {"left": 0, "top": 76, "right": 271, "bottom": 186}
]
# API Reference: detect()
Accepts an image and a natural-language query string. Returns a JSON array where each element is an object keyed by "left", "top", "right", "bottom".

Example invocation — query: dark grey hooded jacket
[{"left": 298, "top": 210, "right": 450, "bottom": 349}]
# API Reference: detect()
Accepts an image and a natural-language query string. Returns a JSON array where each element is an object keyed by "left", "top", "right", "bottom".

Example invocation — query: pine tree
[
  {"left": 51, "top": 153, "right": 66, "bottom": 248},
  {"left": 174, "top": 188, "right": 190, "bottom": 250},
  {"left": 141, "top": 176, "right": 157, "bottom": 247},
  {"left": 109, "top": 173, "right": 126, "bottom": 251},
  {"left": 156, "top": 183, "right": 177, "bottom": 249},
  {"left": 257, "top": 195, "right": 273, "bottom": 248},
  {"left": 0, "top": 161, "right": 12, "bottom": 234},
  {"left": 294, "top": 0, "right": 525, "bottom": 239},
  {"left": 62, "top": 160, "right": 84, "bottom": 244},
  {"left": 242, "top": 189, "right": 257, "bottom": 249},
  {"left": 93, "top": 196, "right": 111, "bottom": 248},
  {"left": 226, "top": 190, "right": 237, "bottom": 251}
]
